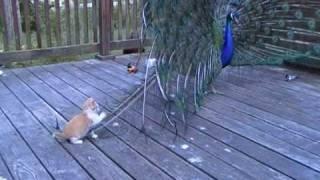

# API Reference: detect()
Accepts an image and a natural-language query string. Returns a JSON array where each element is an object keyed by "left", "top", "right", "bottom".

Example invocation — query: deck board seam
[{"left": 0, "top": 151, "right": 14, "bottom": 180}]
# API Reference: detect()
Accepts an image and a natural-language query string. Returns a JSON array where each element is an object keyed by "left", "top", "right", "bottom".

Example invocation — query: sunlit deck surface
[{"left": 0, "top": 54, "right": 320, "bottom": 180}]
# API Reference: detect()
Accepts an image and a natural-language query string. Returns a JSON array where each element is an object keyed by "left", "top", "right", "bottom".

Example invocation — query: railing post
[{"left": 96, "top": 0, "right": 115, "bottom": 60}]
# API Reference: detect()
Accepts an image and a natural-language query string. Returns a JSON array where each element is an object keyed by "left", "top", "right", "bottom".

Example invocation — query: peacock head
[{"left": 227, "top": 12, "right": 240, "bottom": 25}]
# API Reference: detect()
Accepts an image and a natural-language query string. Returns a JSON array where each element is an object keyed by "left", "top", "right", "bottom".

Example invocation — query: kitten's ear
[{"left": 82, "top": 98, "right": 92, "bottom": 110}]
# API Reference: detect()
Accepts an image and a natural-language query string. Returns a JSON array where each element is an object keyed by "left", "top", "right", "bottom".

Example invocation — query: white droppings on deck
[
  {"left": 205, "top": 144, "right": 210, "bottom": 148},
  {"left": 0, "top": 71, "right": 3, "bottom": 76},
  {"left": 88, "top": 156, "right": 93, "bottom": 161},
  {"left": 181, "top": 144, "right": 189, "bottom": 150},
  {"left": 199, "top": 126, "right": 207, "bottom": 131},
  {"left": 224, "top": 148, "right": 232, "bottom": 153},
  {"left": 189, "top": 137, "right": 194, "bottom": 141},
  {"left": 188, "top": 157, "right": 203, "bottom": 163},
  {"left": 169, "top": 144, "right": 176, "bottom": 149},
  {"left": 112, "top": 122, "right": 120, "bottom": 127}
]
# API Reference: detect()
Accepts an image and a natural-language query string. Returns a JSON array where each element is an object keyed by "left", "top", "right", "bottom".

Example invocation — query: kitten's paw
[
  {"left": 91, "top": 133, "right": 98, "bottom": 139},
  {"left": 70, "top": 138, "right": 83, "bottom": 144},
  {"left": 100, "top": 112, "right": 107, "bottom": 119},
  {"left": 91, "top": 132, "right": 99, "bottom": 139}
]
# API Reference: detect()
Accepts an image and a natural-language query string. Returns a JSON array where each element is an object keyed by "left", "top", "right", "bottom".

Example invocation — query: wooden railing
[{"left": 0, "top": 0, "right": 148, "bottom": 63}]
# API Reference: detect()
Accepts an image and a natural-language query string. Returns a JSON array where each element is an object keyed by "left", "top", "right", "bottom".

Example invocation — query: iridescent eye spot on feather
[
  {"left": 272, "top": 36, "right": 280, "bottom": 44},
  {"left": 295, "top": 10, "right": 303, "bottom": 20},
  {"left": 287, "top": 30, "right": 294, "bottom": 40},
  {"left": 281, "top": 2, "right": 290, "bottom": 12},
  {"left": 278, "top": 20, "right": 285, "bottom": 28},
  {"left": 307, "top": 19, "right": 316, "bottom": 30},
  {"left": 313, "top": 44, "right": 320, "bottom": 55},
  {"left": 316, "top": 9, "right": 320, "bottom": 18}
]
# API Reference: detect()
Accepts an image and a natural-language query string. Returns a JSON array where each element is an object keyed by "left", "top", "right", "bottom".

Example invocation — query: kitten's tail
[
  {"left": 55, "top": 117, "right": 61, "bottom": 130},
  {"left": 52, "top": 117, "right": 66, "bottom": 141}
]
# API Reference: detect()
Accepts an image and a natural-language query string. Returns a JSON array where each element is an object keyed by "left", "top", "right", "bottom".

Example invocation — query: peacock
[{"left": 140, "top": 0, "right": 320, "bottom": 131}]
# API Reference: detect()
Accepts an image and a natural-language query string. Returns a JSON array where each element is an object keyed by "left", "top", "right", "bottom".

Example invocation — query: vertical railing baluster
[
  {"left": 11, "top": 0, "right": 21, "bottom": 50},
  {"left": 55, "top": 0, "right": 62, "bottom": 46},
  {"left": 23, "top": 0, "right": 32, "bottom": 49},
  {"left": 74, "top": 0, "right": 80, "bottom": 44},
  {"left": 83, "top": 0, "right": 89, "bottom": 43},
  {"left": 97, "top": 0, "right": 113, "bottom": 59},
  {"left": 92, "top": 0, "right": 98, "bottom": 43},
  {"left": 44, "top": 0, "right": 52, "bottom": 47},
  {"left": 64, "top": 0, "right": 72, "bottom": 45},
  {"left": 34, "top": 0, "right": 42, "bottom": 48},
  {"left": 0, "top": 0, "right": 9, "bottom": 51},
  {"left": 118, "top": 0, "right": 123, "bottom": 40}
]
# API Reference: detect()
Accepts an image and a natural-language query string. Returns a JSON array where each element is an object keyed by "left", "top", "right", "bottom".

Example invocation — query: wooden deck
[{"left": 0, "top": 55, "right": 320, "bottom": 180}]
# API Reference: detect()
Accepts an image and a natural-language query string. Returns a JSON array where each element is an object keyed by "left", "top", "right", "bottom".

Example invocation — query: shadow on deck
[{"left": 0, "top": 54, "right": 320, "bottom": 180}]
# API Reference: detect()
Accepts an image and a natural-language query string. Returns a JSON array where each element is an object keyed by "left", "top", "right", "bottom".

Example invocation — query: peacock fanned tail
[{"left": 141, "top": 0, "right": 320, "bottom": 129}]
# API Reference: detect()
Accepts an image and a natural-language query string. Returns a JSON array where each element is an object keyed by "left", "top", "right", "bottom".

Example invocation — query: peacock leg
[
  {"left": 164, "top": 100, "right": 178, "bottom": 136},
  {"left": 210, "top": 85, "right": 224, "bottom": 95}
]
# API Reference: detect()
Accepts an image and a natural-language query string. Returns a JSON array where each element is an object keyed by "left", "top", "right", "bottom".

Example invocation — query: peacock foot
[{"left": 210, "top": 86, "right": 224, "bottom": 95}]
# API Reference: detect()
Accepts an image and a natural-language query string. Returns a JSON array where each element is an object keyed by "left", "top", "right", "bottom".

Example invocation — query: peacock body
[{"left": 221, "top": 12, "right": 238, "bottom": 68}]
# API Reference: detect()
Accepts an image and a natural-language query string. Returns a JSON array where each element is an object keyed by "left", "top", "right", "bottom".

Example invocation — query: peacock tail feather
[{"left": 232, "top": 0, "right": 320, "bottom": 67}]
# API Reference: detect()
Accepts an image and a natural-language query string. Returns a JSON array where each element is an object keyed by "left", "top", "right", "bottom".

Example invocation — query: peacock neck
[
  {"left": 225, "top": 19, "right": 233, "bottom": 40},
  {"left": 221, "top": 17, "right": 234, "bottom": 68}
]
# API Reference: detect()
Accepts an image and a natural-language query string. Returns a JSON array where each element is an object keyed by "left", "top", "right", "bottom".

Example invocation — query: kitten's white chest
[{"left": 85, "top": 110, "right": 106, "bottom": 126}]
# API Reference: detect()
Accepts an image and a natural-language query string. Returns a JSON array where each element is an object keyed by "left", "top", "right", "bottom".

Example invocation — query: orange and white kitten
[{"left": 53, "top": 97, "right": 107, "bottom": 144}]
